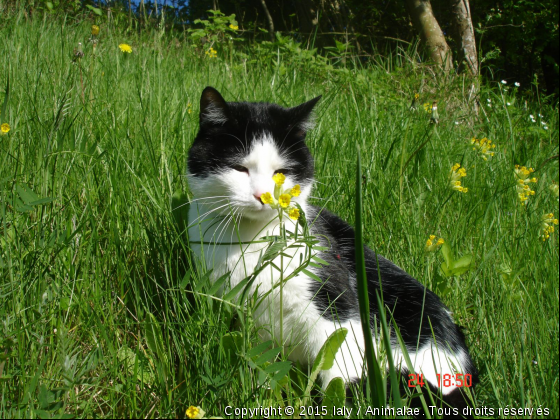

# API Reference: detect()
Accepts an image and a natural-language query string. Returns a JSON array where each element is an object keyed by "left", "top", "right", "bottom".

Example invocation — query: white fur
[
  {"left": 188, "top": 134, "right": 468, "bottom": 393},
  {"left": 202, "top": 103, "right": 229, "bottom": 125}
]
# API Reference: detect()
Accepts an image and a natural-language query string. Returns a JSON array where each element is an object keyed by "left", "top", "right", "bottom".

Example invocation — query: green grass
[{"left": 1, "top": 8, "right": 559, "bottom": 419}]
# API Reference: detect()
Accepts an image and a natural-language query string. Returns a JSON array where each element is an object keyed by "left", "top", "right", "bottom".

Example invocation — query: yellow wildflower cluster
[
  {"left": 119, "top": 43, "right": 132, "bottom": 53},
  {"left": 471, "top": 137, "right": 496, "bottom": 160},
  {"left": 450, "top": 163, "right": 468, "bottom": 193},
  {"left": 540, "top": 213, "right": 558, "bottom": 241},
  {"left": 186, "top": 406, "right": 205, "bottom": 419},
  {"left": 91, "top": 25, "right": 100, "bottom": 36},
  {"left": 425, "top": 235, "right": 444, "bottom": 252},
  {"left": 1, "top": 123, "right": 10, "bottom": 135},
  {"left": 261, "top": 173, "right": 302, "bottom": 220},
  {"left": 423, "top": 102, "right": 432, "bottom": 113},
  {"left": 187, "top": 103, "right": 193, "bottom": 114},
  {"left": 229, "top": 24, "right": 239, "bottom": 30},
  {"left": 205, "top": 47, "right": 217, "bottom": 58},
  {"left": 514, "top": 165, "right": 537, "bottom": 205}
]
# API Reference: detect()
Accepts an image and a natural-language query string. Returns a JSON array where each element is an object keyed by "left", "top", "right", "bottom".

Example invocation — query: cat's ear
[
  {"left": 200, "top": 86, "right": 231, "bottom": 126},
  {"left": 290, "top": 95, "right": 322, "bottom": 133}
]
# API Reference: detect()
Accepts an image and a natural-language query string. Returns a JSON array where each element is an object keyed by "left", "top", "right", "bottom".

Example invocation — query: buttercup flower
[
  {"left": 414, "top": 93, "right": 420, "bottom": 99},
  {"left": 288, "top": 207, "right": 300, "bottom": 220},
  {"left": 450, "top": 163, "right": 468, "bottom": 193},
  {"left": 91, "top": 25, "right": 100, "bottom": 36},
  {"left": 1, "top": 123, "right": 10, "bottom": 135},
  {"left": 186, "top": 406, "right": 205, "bottom": 419},
  {"left": 471, "top": 137, "right": 496, "bottom": 161},
  {"left": 119, "top": 43, "right": 132, "bottom": 53},
  {"left": 229, "top": 24, "right": 239, "bottom": 30},
  {"left": 261, "top": 192, "right": 274, "bottom": 205},
  {"left": 278, "top": 193, "right": 291, "bottom": 208},
  {"left": 540, "top": 213, "right": 558, "bottom": 241},
  {"left": 423, "top": 102, "right": 432, "bottom": 113},
  {"left": 425, "top": 235, "right": 444, "bottom": 252},
  {"left": 273, "top": 173, "right": 286, "bottom": 186},
  {"left": 205, "top": 47, "right": 217, "bottom": 58}
]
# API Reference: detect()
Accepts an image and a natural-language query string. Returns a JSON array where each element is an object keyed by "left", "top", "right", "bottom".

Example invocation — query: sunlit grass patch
[{"left": 0, "top": 6, "right": 558, "bottom": 419}]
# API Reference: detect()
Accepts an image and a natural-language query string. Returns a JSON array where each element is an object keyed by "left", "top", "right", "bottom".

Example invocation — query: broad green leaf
[
  {"left": 207, "top": 272, "right": 230, "bottom": 295},
  {"left": 16, "top": 184, "right": 40, "bottom": 204},
  {"left": 86, "top": 5, "right": 102, "bottom": 16},
  {"left": 440, "top": 261, "right": 453, "bottom": 277},
  {"left": 264, "top": 360, "right": 292, "bottom": 384},
  {"left": 323, "top": 377, "right": 345, "bottom": 415},
  {"left": 311, "top": 327, "right": 348, "bottom": 377},
  {"left": 254, "top": 347, "right": 281, "bottom": 366},
  {"left": 453, "top": 254, "right": 474, "bottom": 270},
  {"left": 179, "top": 271, "right": 191, "bottom": 290},
  {"left": 440, "top": 242, "right": 453, "bottom": 267},
  {"left": 246, "top": 340, "right": 274, "bottom": 359},
  {"left": 220, "top": 332, "right": 243, "bottom": 364},
  {"left": 223, "top": 276, "right": 250, "bottom": 301}
]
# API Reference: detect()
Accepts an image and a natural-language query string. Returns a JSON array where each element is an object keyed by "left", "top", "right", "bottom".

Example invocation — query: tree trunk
[
  {"left": 406, "top": 0, "right": 453, "bottom": 70},
  {"left": 259, "top": 0, "right": 275, "bottom": 41},
  {"left": 450, "top": 0, "right": 478, "bottom": 75}
]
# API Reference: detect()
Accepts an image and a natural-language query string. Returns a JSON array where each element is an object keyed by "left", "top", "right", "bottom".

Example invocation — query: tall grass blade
[{"left": 355, "top": 144, "right": 385, "bottom": 410}]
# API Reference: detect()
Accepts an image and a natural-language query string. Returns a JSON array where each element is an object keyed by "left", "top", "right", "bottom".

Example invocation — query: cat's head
[{"left": 188, "top": 87, "right": 321, "bottom": 222}]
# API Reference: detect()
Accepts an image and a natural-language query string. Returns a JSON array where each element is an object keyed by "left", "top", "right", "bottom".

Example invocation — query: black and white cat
[{"left": 187, "top": 87, "right": 477, "bottom": 408}]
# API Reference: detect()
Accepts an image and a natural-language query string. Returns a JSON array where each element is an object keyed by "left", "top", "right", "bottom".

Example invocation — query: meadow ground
[{"left": 0, "top": 10, "right": 558, "bottom": 418}]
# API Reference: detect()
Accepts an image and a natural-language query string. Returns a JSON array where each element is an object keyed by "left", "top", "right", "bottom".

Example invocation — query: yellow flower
[
  {"left": 261, "top": 192, "right": 274, "bottom": 205},
  {"left": 91, "top": 25, "right": 100, "bottom": 36},
  {"left": 119, "top": 43, "right": 132, "bottom": 53},
  {"left": 187, "top": 103, "right": 193, "bottom": 114},
  {"left": 273, "top": 173, "right": 286, "bottom": 186},
  {"left": 205, "top": 47, "right": 217, "bottom": 58},
  {"left": 425, "top": 235, "right": 444, "bottom": 252},
  {"left": 186, "top": 406, "right": 205, "bottom": 419},
  {"left": 290, "top": 184, "right": 301, "bottom": 197},
  {"left": 450, "top": 164, "right": 468, "bottom": 193},
  {"left": 540, "top": 213, "right": 559, "bottom": 241},
  {"left": 423, "top": 102, "right": 432, "bottom": 113},
  {"left": 414, "top": 93, "right": 420, "bottom": 99},
  {"left": 471, "top": 137, "right": 496, "bottom": 161},
  {"left": 278, "top": 193, "right": 291, "bottom": 208},
  {"left": 229, "top": 24, "right": 239, "bottom": 30},
  {"left": 288, "top": 207, "right": 300, "bottom": 220},
  {"left": 1, "top": 123, "right": 10, "bottom": 134},
  {"left": 514, "top": 165, "right": 537, "bottom": 205}
]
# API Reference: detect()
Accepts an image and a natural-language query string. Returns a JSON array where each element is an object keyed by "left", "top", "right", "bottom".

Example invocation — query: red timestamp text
[{"left": 407, "top": 373, "right": 473, "bottom": 388}]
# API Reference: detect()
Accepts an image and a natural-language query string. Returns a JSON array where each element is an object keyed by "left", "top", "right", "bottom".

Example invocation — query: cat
[{"left": 187, "top": 86, "right": 478, "bottom": 410}]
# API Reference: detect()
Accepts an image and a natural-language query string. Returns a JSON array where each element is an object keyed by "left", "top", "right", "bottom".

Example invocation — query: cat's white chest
[{"left": 188, "top": 203, "right": 311, "bottom": 294}]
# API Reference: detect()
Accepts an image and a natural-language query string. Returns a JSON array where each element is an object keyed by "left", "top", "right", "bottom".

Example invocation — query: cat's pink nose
[{"left": 253, "top": 194, "right": 263, "bottom": 204}]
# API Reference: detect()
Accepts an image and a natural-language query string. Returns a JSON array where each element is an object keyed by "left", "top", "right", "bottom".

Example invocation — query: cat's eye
[
  {"left": 232, "top": 165, "right": 249, "bottom": 173},
  {"left": 274, "top": 169, "right": 290, "bottom": 175}
]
